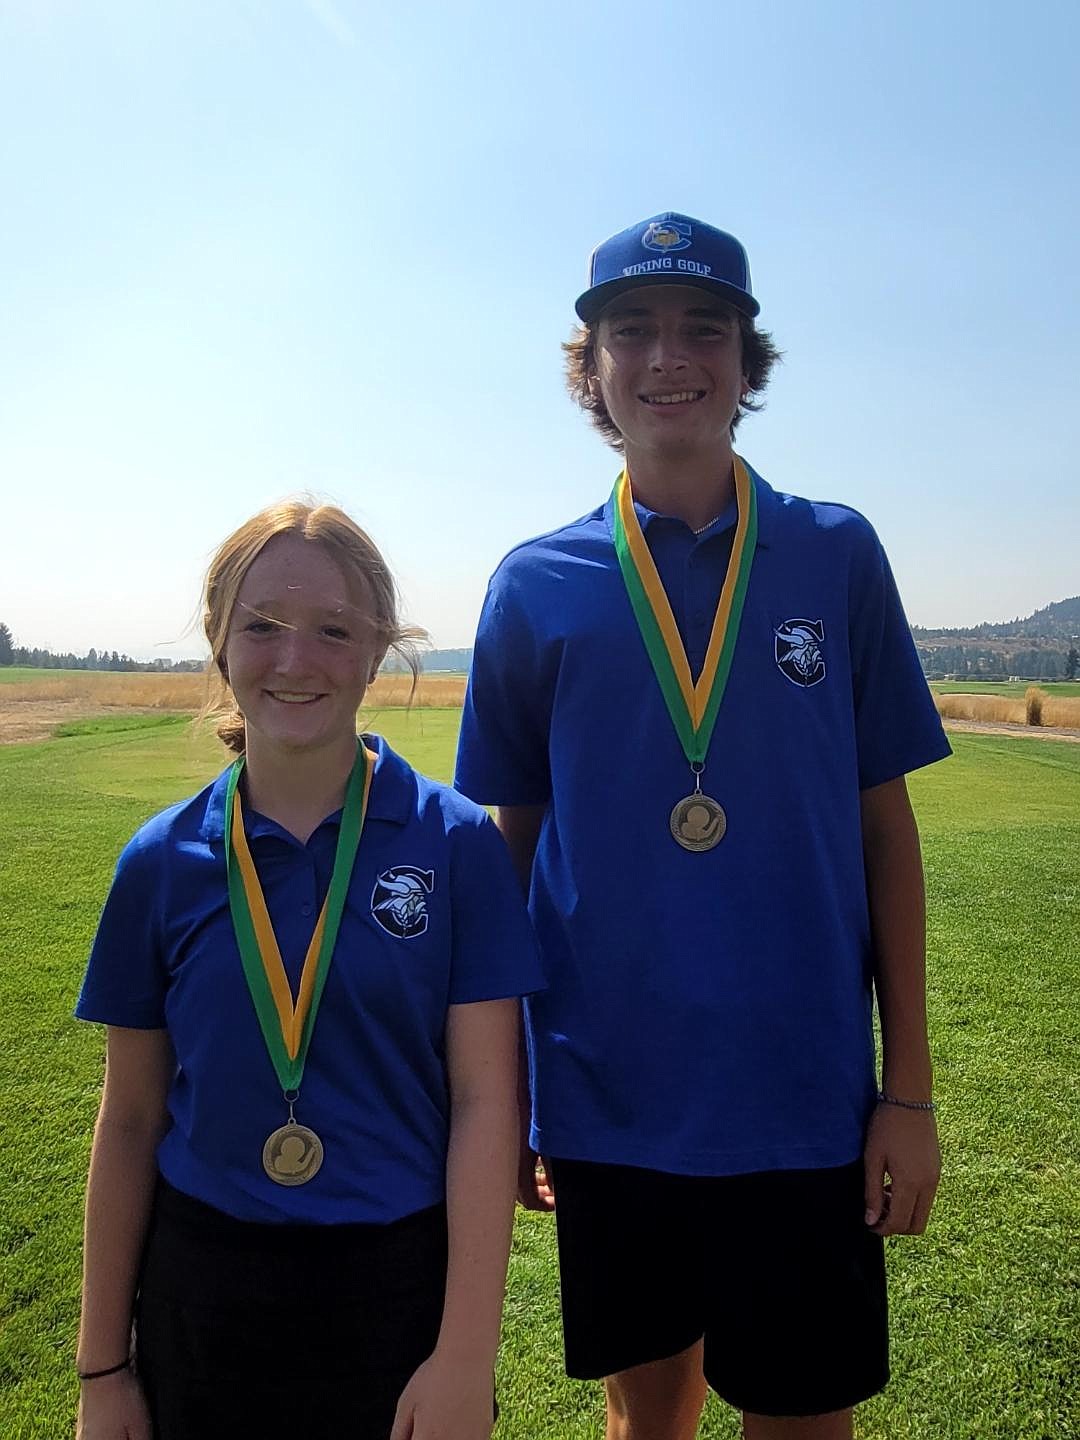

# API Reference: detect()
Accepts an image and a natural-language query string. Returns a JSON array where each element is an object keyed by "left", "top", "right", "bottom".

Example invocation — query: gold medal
[
  {"left": 262, "top": 1122, "right": 325, "bottom": 1186},
  {"left": 612, "top": 458, "right": 759, "bottom": 852},
  {"left": 225, "top": 745, "right": 375, "bottom": 1183},
  {"left": 670, "top": 793, "right": 727, "bottom": 851}
]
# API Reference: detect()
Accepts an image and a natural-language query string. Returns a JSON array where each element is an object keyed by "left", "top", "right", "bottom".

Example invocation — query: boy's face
[{"left": 591, "top": 285, "right": 747, "bottom": 458}]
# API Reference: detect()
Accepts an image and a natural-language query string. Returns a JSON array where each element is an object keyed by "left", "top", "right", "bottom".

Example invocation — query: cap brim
[{"left": 575, "top": 272, "right": 760, "bottom": 324}]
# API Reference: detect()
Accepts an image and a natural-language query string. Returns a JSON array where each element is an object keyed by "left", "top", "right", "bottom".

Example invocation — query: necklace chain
[{"left": 691, "top": 513, "right": 724, "bottom": 536}]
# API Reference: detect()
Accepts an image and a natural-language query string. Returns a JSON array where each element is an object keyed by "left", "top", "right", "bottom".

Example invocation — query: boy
[{"left": 455, "top": 213, "right": 949, "bottom": 1440}]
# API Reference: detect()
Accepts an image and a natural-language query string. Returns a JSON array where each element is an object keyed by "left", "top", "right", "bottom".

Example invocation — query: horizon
[{"left": 5, "top": 592, "right": 1079, "bottom": 668}]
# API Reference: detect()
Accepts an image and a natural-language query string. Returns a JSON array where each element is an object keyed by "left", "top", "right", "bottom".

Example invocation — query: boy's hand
[
  {"left": 517, "top": 1146, "right": 555, "bottom": 1211},
  {"left": 863, "top": 1102, "right": 941, "bottom": 1236}
]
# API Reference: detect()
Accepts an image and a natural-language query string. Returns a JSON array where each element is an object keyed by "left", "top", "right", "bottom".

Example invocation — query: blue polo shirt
[
  {"left": 77, "top": 735, "right": 544, "bottom": 1224},
  {"left": 454, "top": 463, "right": 951, "bottom": 1178}
]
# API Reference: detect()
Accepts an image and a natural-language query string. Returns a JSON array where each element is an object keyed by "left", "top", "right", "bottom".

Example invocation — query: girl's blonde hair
[{"left": 201, "top": 500, "right": 425, "bottom": 754}]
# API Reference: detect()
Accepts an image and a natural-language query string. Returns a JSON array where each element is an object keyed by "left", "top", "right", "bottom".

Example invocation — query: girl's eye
[
  {"left": 322, "top": 626, "right": 351, "bottom": 642},
  {"left": 245, "top": 620, "right": 275, "bottom": 635}
]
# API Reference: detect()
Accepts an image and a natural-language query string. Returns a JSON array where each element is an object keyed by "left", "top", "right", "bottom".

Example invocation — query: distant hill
[
  {"left": 913, "top": 595, "right": 1080, "bottom": 642},
  {"left": 913, "top": 596, "right": 1079, "bottom": 681},
  {"left": 419, "top": 648, "right": 473, "bottom": 672},
  {"left": 383, "top": 647, "right": 473, "bottom": 674}
]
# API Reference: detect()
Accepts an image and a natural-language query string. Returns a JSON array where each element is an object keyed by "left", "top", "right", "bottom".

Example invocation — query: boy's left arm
[{"left": 860, "top": 775, "right": 941, "bottom": 1238}]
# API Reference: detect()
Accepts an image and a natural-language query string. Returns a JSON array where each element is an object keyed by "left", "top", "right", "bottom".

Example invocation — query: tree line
[
  {"left": 3, "top": 623, "right": 1076, "bottom": 683},
  {"left": 916, "top": 641, "right": 1079, "bottom": 681},
  {"left": 0, "top": 623, "right": 202, "bottom": 673}
]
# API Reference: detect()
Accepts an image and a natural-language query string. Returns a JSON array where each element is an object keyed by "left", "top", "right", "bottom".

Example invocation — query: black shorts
[
  {"left": 134, "top": 1178, "right": 450, "bottom": 1440},
  {"left": 549, "top": 1157, "right": 889, "bottom": 1418}
]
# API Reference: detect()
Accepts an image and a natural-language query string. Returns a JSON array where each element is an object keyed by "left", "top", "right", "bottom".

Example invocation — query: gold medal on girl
[
  {"left": 224, "top": 742, "right": 375, "bottom": 1184},
  {"left": 611, "top": 455, "right": 758, "bottom": 850}
]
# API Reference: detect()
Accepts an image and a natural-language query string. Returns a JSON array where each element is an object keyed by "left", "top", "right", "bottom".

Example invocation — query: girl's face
[{"left": 223, "top": 534, "right": 382, "bottom": 758}]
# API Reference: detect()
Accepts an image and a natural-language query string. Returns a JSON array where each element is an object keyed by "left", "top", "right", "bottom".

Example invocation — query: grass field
[
  {"left": 929, "top": 680, "right": 1080, "bottom": 698},
  {"left": 1, "top": 715, "right": 1077, "bottom": 1438}
]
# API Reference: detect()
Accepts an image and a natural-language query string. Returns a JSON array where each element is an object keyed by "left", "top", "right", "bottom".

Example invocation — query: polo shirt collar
[
  {"left": 602, "top": 456, "right": 778, "bottom": 549},
  {"left": 200, "top": 732, "right": 412, "bottom": 842}
]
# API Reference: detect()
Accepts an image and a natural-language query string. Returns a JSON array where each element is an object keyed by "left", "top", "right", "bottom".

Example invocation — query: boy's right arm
[
  {"left": 77, "top": 1026, "right": 172, "bottom": 1440},
  {"left": 493, "top": 805, "right": 544, "bottom": 894},
  {"left": 493, "top": 805, "right": 554, "bottom": 1213}
]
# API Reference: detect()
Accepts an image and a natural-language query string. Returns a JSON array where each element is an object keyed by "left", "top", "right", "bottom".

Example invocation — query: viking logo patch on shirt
[
  {"left": 775, "top": 618, "right": 826, "bottom": 688},
  {"left": 371, "top": 866, "right": 435, "bottom": 938}
]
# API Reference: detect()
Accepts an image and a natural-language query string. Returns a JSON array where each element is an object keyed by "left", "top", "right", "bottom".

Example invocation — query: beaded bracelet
[
  {"left": 877, "top": 1090, "right": 937, "bottom": 1113},
  {"left": 77, "top": 1358, "right": 131, "bottom": 1382}
]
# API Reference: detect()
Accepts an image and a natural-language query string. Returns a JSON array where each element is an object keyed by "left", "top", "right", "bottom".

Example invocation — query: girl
[{"left": 75, "top": 502, "right": 542, "bottom": 1439}]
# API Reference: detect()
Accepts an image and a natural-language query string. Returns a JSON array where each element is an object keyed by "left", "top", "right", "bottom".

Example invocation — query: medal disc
[
  {"left": 262, "top": 1122, "right": 324, "bottom": 1186},
  {"left": 670, "top": 793, "right": 727, "bottom": 851}
]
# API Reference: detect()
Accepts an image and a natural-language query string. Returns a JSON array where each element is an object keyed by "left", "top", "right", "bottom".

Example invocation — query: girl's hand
[
  {"left": 389, "top": 1351, "right": 495, "bottom": 1440},
  {"left": 76, "top": 1367, "right": 152, "bottom": 1440}
]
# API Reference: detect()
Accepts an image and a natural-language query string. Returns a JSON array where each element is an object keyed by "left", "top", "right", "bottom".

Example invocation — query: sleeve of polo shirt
[
  {"left": 454, "top": 563, "right": 555, "bottom": 806},
  {"left": 848, "top": 518, "right": 952, "bottom": 790},
  {"left": 75, "top": 828, "right": 168, "bottom": 1029},
  {"left": 446, "top": 813, "right": 545, "bottom": 1004}
]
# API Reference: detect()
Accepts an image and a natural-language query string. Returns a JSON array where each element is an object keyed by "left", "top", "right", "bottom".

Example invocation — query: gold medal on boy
[
  {"left": 670, "top": 794, "right": 727, "bottom": 852},
  {"left": 262, "top": 1122, "right": 324, "bottom": 1186}
]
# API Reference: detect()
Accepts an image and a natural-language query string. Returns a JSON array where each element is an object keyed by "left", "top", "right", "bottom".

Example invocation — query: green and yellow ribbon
[
  {"left": 611, "top": 455, "right": 758, "bottom": 766},
  {"left": 223, "top": 743, "right": 374, "bottom": 1093}
]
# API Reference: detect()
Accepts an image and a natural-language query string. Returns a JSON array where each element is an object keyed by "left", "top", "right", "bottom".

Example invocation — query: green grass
[
  {"left": 0, "top": 667, "right": 90, "bottom": 683},
  {"left": 1, "top": 722, "right": 1077, "bottom": 1438},
  {"left": 930, "top": 680, "right": 1080, "bottom": 697},
  {"left": 51, "top": 714, "right": 190, "bottom": 739}
]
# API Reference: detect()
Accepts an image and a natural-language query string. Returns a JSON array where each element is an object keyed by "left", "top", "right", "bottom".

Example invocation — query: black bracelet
[
  {"left": 77, "top": 1358, "right": 131, "bottom": 1381},
  {"left": 877, "top": 1090, "right": 937, "bottom": 1113}
]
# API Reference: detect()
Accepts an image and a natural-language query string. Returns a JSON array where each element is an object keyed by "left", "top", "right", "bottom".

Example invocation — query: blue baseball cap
[{"left": 575, "top": 212, "right": 759, "bottom": 323}]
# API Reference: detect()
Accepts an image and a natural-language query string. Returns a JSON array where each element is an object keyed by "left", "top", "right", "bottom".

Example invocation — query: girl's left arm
[{"left": 391, "top": 996, "right": 520, "bottom": 1440}]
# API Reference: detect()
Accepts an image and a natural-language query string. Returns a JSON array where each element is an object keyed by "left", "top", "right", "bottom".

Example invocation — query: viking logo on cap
[{"left": 643, "top": 221, "right": 691, "bottom": 253}]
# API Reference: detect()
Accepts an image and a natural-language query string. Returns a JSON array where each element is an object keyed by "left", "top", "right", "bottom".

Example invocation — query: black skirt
[{"left": 134, "top": 1178, "right": 448, "bottom": 1440}]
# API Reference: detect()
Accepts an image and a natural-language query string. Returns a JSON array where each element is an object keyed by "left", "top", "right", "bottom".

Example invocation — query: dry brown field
[
  {"left": 933, "top": 690, "right": 1080, "bottom": 727},
  {"left": 5, "top": 671, "right": 1080, "bottom": 746},
  {"left": 0, "top": 671, "right": 468, "bottom": 744}
]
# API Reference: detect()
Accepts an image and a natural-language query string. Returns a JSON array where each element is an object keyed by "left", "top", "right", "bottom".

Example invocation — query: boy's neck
[
  {"left": 242, "top": 733, "right": 358, "bottom": 845},
  {"left": 623, "top": 438, "right": 737, "bottom": 532}
]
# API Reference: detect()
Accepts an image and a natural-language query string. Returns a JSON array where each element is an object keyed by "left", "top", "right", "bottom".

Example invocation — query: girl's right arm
[{"left": 77, "top": 1026, "right": 173, "bottom": 1440}]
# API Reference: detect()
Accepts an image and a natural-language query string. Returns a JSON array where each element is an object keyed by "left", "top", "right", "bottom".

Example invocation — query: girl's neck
[
  {"left": 624, "top": 440, "right": 735, "bottom": 533},
  {"left": 241, "top": 732, "right": 359, "bottom": 845}
]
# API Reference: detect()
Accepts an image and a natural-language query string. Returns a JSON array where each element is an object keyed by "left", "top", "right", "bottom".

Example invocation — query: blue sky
[{"left": 2, "top": 0, "right": 1077, "bottom": 658}]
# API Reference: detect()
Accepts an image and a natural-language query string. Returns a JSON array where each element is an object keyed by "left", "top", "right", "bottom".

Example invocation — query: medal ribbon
[
  {"left": 611, "top": 454, "right": 758, "bottom": 765},
  {"left": 223, "top": 743, "right": 374, "bottom": 1092}
]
